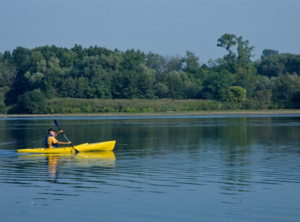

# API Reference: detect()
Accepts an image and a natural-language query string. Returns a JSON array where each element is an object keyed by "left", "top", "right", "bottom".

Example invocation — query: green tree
[
  {"left": 0, "top": 59, "right": 17, "bottom": 96},
  {"left": 257, "top": 53, "right": 300, "bottom": 77},
  {"left": 228, "top": 86, "right": 247, "bottom": 103},
  {"left": 234, "top": 65, "right": 256, "bottom": 98},
  {"left": 111, "top": 71, "right": 139, "bottom": 99},
  {"left": 236, "top": 36, "right": 255, "bottom": 68},
  {"left": 89, "top": 77, "right": 112, "bottom": 99},
  {"left": 12, "top": 47, "right": 30, "bottom": 69},
  {"left": 272, "top": 73, "right": 300, "bottom": 101},
  {"left": 261, "top": 49, "right": 279, "bottom": 60},
  {"left": 167, "top": 71, "right": 186, "bottom": 99},
  {"left": 60, "top": 50, "right": 77, "bottom": 68},
  {"left": 71, "top": 44, "right": 86, "bottom": 62},
  {"left": 255, "top": 75, "right": 276, "bottom": 91},
  {"left": 121, "top": 49, "right": 145, "bottom": 70},
  {"left": 58, "top": 77, "right": 77, "bottom": 97},
  {"left": 202, "top": 69, "right": 235, "bottom": 100},
  {"left": 185, "top": 81, "right": 201, "bottom": 99},
  {"left": 257, "top": 54, "right": 286, "bottom": 77},
  {"left": 100, "top": 51, "right": 124, "bottom": 71},
  {"left": 3, "top": 51, "right": 13, "bottom": 63},
  {"left": 217, "top": 34, "right": 255, "bottom": 72},
  {"left": 253, "top": 89, "right": 272, "bottom": 108},
  {"left": 154, "top": 83, "right": 168, "bottom": 99},
  {"left": 15, "top": 90, "right": 46, "bottom": 114},
  {"left": 146, "top": 52, "right": 165, "bottom": 75},
  {"left": 136, "top": 64, "right": 155, "bottom": 98},
  {"left": 76, "top": 76, "right": 89, "bottom": 98},
  {"left": 165, "top": 55, "right": 183, "bottom": 73},
  {"left": 182, "top": 51, "right": 200, "bottom": 73}
]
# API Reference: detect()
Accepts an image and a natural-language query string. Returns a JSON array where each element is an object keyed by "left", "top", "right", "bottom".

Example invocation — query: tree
[
  {"left": 88, "top": 76, "right": 112, "bottom": 99},
  {"left": 257, "top": 54, "right": 300, "bottom": 77},
  {"left": 217, "top": 34, "right": 238, "bottom": 72},
  {"left": 202, "top": 69, "right": 235, "bottom": 100},
  {"left": 0, "top": 58, "right": 17, "bottom": 97},
  {"left": 145, "top": 52, "right": 165, "bottom": 75},
  {"left": 100, "top": 51, "right": 124, "bottom": 71},
  {"left": 255, "top": 75, "right": 275, "bottom": 91},
  {"left": 228, "top": 86, "right": 247, "bottom": 103},
  {"left": 261, "top": 49, "right": 279, "bottom": 60},
  {"left": 253, "top": 89, "right": 272, "bottom": 108},
  {"left": 236, "top": 36, "right": 255, "bottom": 68},
  {"left": 15, "top": 90, "right": 46, "bottom": 114},
  {"left": 121, "top": 49, "right": 145, "bottom": 70},
  {"left": 3, "top": 51, "right": 13, "bottom": 62},
  {"left": 257, "top": 54, "right": 286, "bottom": 77},
  {"left": 167, "top": 71, "right": 186, "bottom": 99},
  {"left": 58, "top": 77, "right": 77, "bottom": 97},
  {"left": 185, "top": 81, "right": 201, "bottom": 99},
  {"left": 164, "top": 55, "right": 183, "bottom": 73},
  {"left": 60, "top": 50, "right": 77, "bottom": 68},
  {"left": 136, "top": 64, "right": 155, "bottom": 98},
  {"left": 111, "top": 71, "right": 139, "bottom": 99},
  {"left": 182, "top": 51, "right": 200, "bottom": 73},
  {"left": 217, "top": 34, "right": 255, "bottom": 72},
  {"left": 272, "top": 73, "right": 300, "bottom": 101},
  {"left": 72, "top": 56, "right": 103, "bottom": 79},
  {"left": 12, "top": 47, "right": 30, "bottom": 69},
  {"left": 154, "top": 83, "right": 168, "bottom": 99},
  {"left": 76, "top": 76, "right": 89, "bottom": 98},
  {"left": 234, "top": 65, "right": 256, "bottom": 98}
]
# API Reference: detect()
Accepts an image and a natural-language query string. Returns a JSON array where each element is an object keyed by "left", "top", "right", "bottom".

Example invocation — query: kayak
[{"left": 17, "top": 140, "right": 116, "bottom": 154}]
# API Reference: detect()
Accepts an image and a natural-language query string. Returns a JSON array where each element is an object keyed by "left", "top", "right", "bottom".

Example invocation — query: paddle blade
[{"left": 54, "top": 119, "right": 59, "bottom": 129}]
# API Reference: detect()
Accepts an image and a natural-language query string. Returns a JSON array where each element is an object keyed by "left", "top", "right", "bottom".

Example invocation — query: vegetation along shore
[
  {"left": 1, "top": 33, "right": 300, "bottom": 114},
  {"left": 2, "top": 109, "right": 300, "bottom": 118}
]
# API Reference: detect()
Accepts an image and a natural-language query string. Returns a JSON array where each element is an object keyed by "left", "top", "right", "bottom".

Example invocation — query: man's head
[{"left": 48, "top": 128, "right": 56, "bottom": 136}]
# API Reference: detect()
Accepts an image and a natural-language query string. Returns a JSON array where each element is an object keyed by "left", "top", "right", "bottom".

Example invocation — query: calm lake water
[{"left": 0, "top": 115, "right": 300, "bottom": 222}]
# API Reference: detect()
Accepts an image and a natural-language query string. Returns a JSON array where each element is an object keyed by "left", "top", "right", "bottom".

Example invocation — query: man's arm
[
  {"left": 54, "top": 130, "right": 64, "bottom": 138},
  {"left": 57, "top": 141, "right": 72, "bottom": 145}
]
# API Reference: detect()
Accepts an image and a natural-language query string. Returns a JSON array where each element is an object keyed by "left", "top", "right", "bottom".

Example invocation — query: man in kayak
[{"left": 45, "top": 128, "right": 71, "bottom": 148}]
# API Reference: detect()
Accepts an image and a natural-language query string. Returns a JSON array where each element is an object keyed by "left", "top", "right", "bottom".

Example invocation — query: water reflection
[
  {"left": 17, "top": 151, "right": 115, "bottom": 183},
  {"left": 47, "top": 155, "right": 60, "bottom": 181}
]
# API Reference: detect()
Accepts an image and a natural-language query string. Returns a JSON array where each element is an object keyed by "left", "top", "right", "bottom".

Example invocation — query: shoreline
[{"left": 1, "top": 109, "right": 300, "bottom": 118}]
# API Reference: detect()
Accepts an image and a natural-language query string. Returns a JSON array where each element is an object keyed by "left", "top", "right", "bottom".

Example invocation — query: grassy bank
[
  {"left": 45, "top": 98, "right": 222, "bottom": 114},
  {"left": 5, "top": 98, "right": 299, "bottom": 115}
]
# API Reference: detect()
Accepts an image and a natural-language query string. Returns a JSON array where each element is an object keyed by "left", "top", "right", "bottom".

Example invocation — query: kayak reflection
[
  {"left": 18, "top": 151, "right": 116, "bottom": 182},
  {"left": 19, "top": 151, "right": 116, "bottom": 167},
  {"left": 47, "top": 155, "right": 59, "bottom": 179}
]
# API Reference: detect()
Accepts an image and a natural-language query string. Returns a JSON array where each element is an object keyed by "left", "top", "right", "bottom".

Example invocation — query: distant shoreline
[{"left": 1, "top": 110, "right": 300, "bottom": 118}]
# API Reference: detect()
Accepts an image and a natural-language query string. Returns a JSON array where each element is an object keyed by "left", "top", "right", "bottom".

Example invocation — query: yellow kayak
[{"left": 17, "top": 140, "right": 116, "bottom": 154}]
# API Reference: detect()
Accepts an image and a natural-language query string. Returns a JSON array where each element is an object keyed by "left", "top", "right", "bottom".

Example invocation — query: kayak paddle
[{"left": 54, "top": 119, "right": 79, "bottom": 154}]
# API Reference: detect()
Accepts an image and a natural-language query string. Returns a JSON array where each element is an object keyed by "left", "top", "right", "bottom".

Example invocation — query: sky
[{"left": 0, "top": 0, "right": 299, "bottom": 64}]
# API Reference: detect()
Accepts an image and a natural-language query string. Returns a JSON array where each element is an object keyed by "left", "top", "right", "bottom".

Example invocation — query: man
[{"left": 45, "top": 128, "right": 71, "bottom": 149}]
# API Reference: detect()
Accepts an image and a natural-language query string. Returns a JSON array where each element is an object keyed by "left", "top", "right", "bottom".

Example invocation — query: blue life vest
[{"left": 45, "top": 135, "right": 59, "bottom": 148}]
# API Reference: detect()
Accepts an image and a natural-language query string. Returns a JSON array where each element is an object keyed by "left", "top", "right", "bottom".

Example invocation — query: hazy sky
[{"left": 0, "top": 0, "right": 299, "bottom": 63}]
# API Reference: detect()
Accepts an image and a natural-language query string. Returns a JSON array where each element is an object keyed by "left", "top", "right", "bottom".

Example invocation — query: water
[{"left": 0, "top": 115, "right": 300, "bottom": 222}]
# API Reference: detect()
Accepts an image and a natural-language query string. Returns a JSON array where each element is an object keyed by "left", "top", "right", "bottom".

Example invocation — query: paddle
[{"left": 54, "top": 119, "right": 79, "bottom": 154}]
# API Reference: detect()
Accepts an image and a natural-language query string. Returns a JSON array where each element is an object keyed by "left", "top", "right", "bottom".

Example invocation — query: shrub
[
  {"left": 15, "top": 90, "right": 46, "bottom": 114},
  {"left": 228, "top": 86, "right": 247, "bottom": 103}
]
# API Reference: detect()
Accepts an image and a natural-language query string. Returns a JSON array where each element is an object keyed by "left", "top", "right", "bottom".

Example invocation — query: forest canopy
[{"left": 1, "top": 33, "right": 300, "bottom": 114}]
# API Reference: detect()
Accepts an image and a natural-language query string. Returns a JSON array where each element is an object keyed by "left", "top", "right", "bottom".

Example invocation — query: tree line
[{"left": 1, "top": 33, "right": 300, "bottom": 114}]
